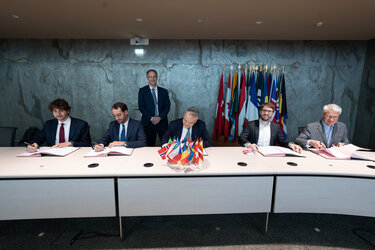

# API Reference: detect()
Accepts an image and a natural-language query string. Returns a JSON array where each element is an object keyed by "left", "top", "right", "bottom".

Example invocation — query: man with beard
[{"left": 238, "top": 103, "right": 301, "bottom": 152}]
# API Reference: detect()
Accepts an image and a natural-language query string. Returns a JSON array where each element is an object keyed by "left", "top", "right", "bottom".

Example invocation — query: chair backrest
[
  {"left": 297, "top": 127, "right": 305, "bottom": 135},
  {"left": 0, "top": 127, "right": 17, "bottom": 147}
]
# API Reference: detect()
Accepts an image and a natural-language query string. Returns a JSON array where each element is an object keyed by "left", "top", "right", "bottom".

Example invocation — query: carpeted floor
[{"left": 0, "top": 213, "right": 374, "bottom": 249}]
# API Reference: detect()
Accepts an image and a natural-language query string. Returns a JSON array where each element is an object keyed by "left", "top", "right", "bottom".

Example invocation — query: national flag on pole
[
  {"left": 262, "top": 72, "right": 270, "bottom": 104},
  {"left": 270, "top": 75, "right": 279, "bottom": 123},
  {"left": 197, "top": 139, "right": 204, "bottom": 161},
  {"left": 279, "top": 73, "right": 288, "bottom": 137},
  {"left": 245, "top": 71, "right": 259, "bottom": 125},
  {"left": 213, "top": 72, "right": 225, "bottom": 140},
  {"left": 223, "top": 73, "right": 232, "bottom": 141},
  {"left": 228, "top": 71, "right": 238, "bottom": 141},
  {"left": 238, "top": 71, "right": 247, "bottom": 136},
  {"left": 193, "top": 143, "right": 200, "bottom": 164},
  {"left": 256, "top": 71, "right": 263, "bottom": 106}
]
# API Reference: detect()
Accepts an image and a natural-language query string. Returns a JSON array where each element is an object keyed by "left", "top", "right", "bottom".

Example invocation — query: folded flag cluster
[{"left": 158, "top": 138, "right": 204, "bottom": 165}]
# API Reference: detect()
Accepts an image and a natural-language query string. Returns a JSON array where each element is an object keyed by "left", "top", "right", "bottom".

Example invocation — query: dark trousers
[{"left": 144, "top": 122, "right": 168, "bottom": 146}]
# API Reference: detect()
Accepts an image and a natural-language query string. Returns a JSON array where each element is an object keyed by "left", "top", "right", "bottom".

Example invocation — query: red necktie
[{"left": 59, "top": 123, "right": 65, "bottom": 143}]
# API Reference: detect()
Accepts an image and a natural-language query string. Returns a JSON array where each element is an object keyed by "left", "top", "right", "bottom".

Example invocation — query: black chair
[
  {"left": 0, "top": 127, "right": 17, "bottom": 147},
  {"left": 297, "top": 127, "right": 305, "bottom": 135}
]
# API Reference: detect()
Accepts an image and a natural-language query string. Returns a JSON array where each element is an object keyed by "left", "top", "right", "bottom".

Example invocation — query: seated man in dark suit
[
  {"left": 27, "top": 98, "right": 91, "bottom": 152},
  {"left": 238, "top": 103, "right": 301, "bottom": 152},
  {"left": 161, "top": 107, "right": 211, "bottom": 148},
  {"left": 295, "top": 103, "right": 349, "bottom": 149},
  {"left": 94, "top": 102, "right": 146, "bottom": 151}
]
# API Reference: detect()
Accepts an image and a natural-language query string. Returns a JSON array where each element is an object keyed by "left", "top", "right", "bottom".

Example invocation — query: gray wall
[
  {"left": 354, "top": 39, "right": 375, "bottom": 149},
  {"left": 0, "top": 39, "right": 367, "bottom": 144}
]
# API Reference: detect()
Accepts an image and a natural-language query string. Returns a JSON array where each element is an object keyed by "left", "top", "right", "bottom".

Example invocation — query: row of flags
[
  {"left": 158, "top": 138, "right": 205, "bottom": 165},
  {"left": 213, "top": 65, "right": 288, "bottom": 142}
]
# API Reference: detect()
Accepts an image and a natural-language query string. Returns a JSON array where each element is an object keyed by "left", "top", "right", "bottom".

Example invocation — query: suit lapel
[
  {"left": 114, "top": 122, "right": 120, "bottom": 141},
  {"left": 68, "top": 117, "right": 75, "bottom": 141},
  {"left": 126, "top": 119, "right": 132, "bottom": 141},
  {"left": 254, "top": 120, "right": 260, "bottom": 142},
  {"left": 50, "top": 119, "right": 58, "bottom": 143}
]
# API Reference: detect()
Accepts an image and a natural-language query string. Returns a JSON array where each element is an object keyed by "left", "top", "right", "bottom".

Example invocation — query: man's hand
[
  {"left": 151, "top": 116, "right": 161, "bottom": 125},
  {"left": 52, "top": 142, "right": 72, "bottom": 148},
  {"left": 310, "top": 140, "right": 326, "bottom": 149},
  {"left": 27, "top": 143, "right": 39, "bottom": 152},
  {"left": 332, "top": 142, "right": 344, "bottom": 147},
  {"left": 94, "top": 144, "right": 105, "bottom": 152},
  {"left": 289, "top": 143, "right": 302, "bottom": 153},
  {"left": 108, "top": 141, "right": 126, "bottom": 148},
  {"left": 245, "top": 143, "right": 258, "bottom": 151}
]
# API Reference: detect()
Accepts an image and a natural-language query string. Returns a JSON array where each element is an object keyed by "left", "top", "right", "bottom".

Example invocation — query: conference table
[{"left": 0, "top": 147, "right": 374, "bottom": 238}]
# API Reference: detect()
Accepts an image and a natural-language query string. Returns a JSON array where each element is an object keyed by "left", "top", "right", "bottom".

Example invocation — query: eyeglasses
[
  {"left": 260, "top": 109, "right": 274, "bottom": 113},
  {"left": 324, "top": 114, "right": 339, "bottom": 120}
]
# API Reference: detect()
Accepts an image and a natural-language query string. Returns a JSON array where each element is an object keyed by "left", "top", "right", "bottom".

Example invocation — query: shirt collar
[
  {"left": 322, "top": 120, "right": 335, "bottom": 129},
  {"left": 149, "top": 85, "right": 158, "bottom": 90},
  {"left": 259, "top": 119, "right": 271, "bottom": 127},
  {"left": 58, "top": 116, "right": 71, "bottom": 125}
]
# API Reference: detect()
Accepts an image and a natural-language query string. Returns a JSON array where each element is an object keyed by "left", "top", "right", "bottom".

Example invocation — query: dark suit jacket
[
  {"left": 98, "top": 118, "right": 146, "bottom": 148},
  {"left": 295, "top": 120, "right": 349, "bottom": 148},
  {"left": 138, "top": 85, "right": 170, "bottom": 128},
  {"left": 31, "top": 117, "right": 91, "bottom": 147},
  {"left": 161, "top": 118, "right": 211, "bottom": 148},
  {"left": 238, "top": 120, "right": 289, "bottom": 147}
]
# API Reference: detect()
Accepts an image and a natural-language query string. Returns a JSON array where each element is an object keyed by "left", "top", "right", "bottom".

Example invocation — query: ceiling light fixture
[
  {"left": 11, "top": 14, "right": 19, "bottom": 19},
  {"left": 136, "top": 18, "right": 143, "bottom": 22},
  {"left": 135, "top": 48, "right": 144, "bottom": 56},
  {"left": 255, "top": 20, "right": 263, "bottom": 25},
  {"left": 315, "top": 21, "right": 324, "bottom": 27},
  {"left": 197, "top": 19, "right": 203, "bottom": 23}
]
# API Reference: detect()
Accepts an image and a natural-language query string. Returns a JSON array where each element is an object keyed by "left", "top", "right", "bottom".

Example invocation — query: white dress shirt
[
  {"left": 55, "top": 116, "right": 71, "bottom": 145},
  {"left": 257, "top": 119, "right": 271, "bottom": 146},
  {"left": 180, "top": 126, "right": 191, "bottom": 141}
]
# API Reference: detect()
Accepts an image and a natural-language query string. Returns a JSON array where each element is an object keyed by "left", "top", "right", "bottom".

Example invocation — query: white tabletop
[
  {"left": 115, "top": 147, "right": 278, "bottom": 177},
  {"left": 263, "top": 150, "right": 375, "bottom": 178},
  {"left": 1, "top": 147, "right": 374, "bottom": 179},
  {"left": 0, "top": 147, "right": 121, "bottom": 178}
]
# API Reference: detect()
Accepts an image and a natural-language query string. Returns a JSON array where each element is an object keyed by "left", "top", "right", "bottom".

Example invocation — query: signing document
[
  {"left": 17, "top": 147, "right": 79, "bottom": 157},
  {"left": 258, "top": 146, "right": 305, "bottom": 157},
  {"left": 84, "top": 146, "right": 134, "bottom": 157}
]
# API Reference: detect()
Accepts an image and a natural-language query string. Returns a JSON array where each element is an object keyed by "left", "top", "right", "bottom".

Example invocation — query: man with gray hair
[
  {"left": 161, "top": 107, "right": 211, "bottom": 148},
  {"left": 295, "top": 104, "right": 349, "bottom": 149}
]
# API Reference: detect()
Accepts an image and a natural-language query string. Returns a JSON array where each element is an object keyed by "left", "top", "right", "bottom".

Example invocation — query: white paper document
[
  {"left": 310, "top": 144, "right": 374, "bottom": 161},
  {"left": 17, "top": 147, "right": 80, "bottom": 157},
  {"left": 258, "top": 146, "right": 305, "bottom": 157},
  {"left": 84, "top": 146, "right": 134, "bottom": 157}
]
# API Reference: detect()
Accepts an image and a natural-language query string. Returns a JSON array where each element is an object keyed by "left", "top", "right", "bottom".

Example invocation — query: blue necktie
[
  {"left": 120, "top": 124, "right": 125, "bottom": 141},
  {"left": 151, "top": 88, "right": 159, "bottom": 116}
]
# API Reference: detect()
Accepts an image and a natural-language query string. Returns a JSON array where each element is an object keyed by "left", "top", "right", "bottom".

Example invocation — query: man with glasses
[
  {"left": 94, "top": 102, "right": 146, "bottom": 151},
  {"left": 161, "top": 107, "right": 211, "bottom": 148},
  {"left": 239, "top": 103, "right": 301, "bottom": 152},
  {"left": 295, "top": 103, "right": 349, "bottom": 149}
]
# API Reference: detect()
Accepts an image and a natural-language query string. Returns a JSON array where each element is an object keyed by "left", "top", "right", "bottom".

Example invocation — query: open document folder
[
  {"left": 17, "top": 147, "right": 79, "bottom": 157},
  {"left": 310, "top": 144, "right": 374, "bottom": 161},
  {"left": 84, "top": 146, "right": 134, "bottom": 157},
  {"left": 257, "top": 146, "right": 305, "bottom": 157}
]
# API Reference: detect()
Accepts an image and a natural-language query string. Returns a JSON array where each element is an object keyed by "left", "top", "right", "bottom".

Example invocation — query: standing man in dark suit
[
  {"left": 295, "top": 103, "right": 349, "bottom": 149},
  {"left": 94, "top": 102, "right": 146, "bottom": 151},
  {"left": 27, "top": 98, "right": 91, "bottom": 152},
  {"left": 238, "top": 103, "right": 301, "bottom": 152},
  {"left": 138, "top": 69, "right": 170, "bottom": 146},
  {"left": 161, "top": 107, "right": 211, "bottom": 148}
]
